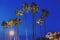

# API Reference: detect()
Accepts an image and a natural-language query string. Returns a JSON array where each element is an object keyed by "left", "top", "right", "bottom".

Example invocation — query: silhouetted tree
[
  {"left": 1, "top": 21, "right": 8, "bottom": 40},
  {"left": 42, "top": 9, "right": 49, "bottom": 38},
  {"left": 31, "top": 2, "right": 39, "bottom": 40},
  {"left": 23, "top": 2, "right": 30, "bottom": 40}
]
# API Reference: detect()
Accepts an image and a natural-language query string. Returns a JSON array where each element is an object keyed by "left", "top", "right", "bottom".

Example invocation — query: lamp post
[
  {"left": 31, "top": 2, "right": 39, "bottom": 40},
  {"left": 23, "top": 2, "right": 30, "bottom": 40}
]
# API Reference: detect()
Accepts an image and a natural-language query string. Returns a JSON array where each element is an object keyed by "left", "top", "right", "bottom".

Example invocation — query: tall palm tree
[
  {"left": 15, "top": 8, "right": 22, "bottom": 40},
  {"left": 23, "top": 2, "right": 30, "bottom": 40},
  {"left": 42, "top": 9, "right": 49, "bottom": 38},
  {"left": 1, "top": 21, "right": 8, "bottom": 40},
  {"left": 31, "top": 2, "right": 39, "bottom": 40},
  {"left": 37, "top": 16, "right": 44, "bottom": 40},
  {"left": 7, "top": 19, "right": 13, "bottom": 40},
  {"left": 13, "top": 18, "right": 21, "bottom": 40}
]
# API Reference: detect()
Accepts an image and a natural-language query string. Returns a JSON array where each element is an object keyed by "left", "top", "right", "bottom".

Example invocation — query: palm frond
[
  {"left": 8, "top": 19, "right": 13, "bottom": 26},
  {"left": 13, "top": 18, "right": 21, "bottom": 26},
  {"left": 37, "top": 16, "right": 44, "bottom": 24},
  {"left": 16, "top": 9, "right": 23, "bottom": 16},
  {"left": 42, "top": 9, "right": 49, "bottom": 17},
  {"left": 1, "top": 21, "right": 8, "bottom": 28},
  {"left": 23, "top": 2, "right": 30, "bottom": 13},
  {"left": 31, "top": 2, "right": 39, "bottom": 13}
]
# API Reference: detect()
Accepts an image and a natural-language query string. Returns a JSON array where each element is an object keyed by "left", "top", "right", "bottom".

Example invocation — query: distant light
[
  {"left": 36, "top": 21, "right": 40, "bottom": 24},
  {"left": 9, "top": 30, "right": 14, "bottom": 36},
  {"left": 49, "top": 37, "right": 53, "bottom": 39}
]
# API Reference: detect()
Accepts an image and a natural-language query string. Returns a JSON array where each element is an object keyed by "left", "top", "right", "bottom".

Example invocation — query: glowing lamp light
[{"left": 9, "top": 30, "right": 14, "bottom": 36}]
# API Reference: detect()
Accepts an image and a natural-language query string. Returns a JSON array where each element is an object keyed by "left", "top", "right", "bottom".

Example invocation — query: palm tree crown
[
  {"left": 31, "top": 2, "right": 39, "bottom": 14},
  {"left": 37, "top": 16, "right": 44, "bottom": 24},
  {"left": 2, "top": 21, "right": 8, "bottom": 28},
  {"left": 42, "top": 9, "right": 49, "bottom": 17},
  {"left": 13, "top": 18, "right": 21, "bottom": 26},
  {"left": 7, "top": 19, "right": 13, "bottom": 26},
  {"left": 23, "top": 2, "right": 30, "bottom": 13},
  {"left": 16, "top": 9, "right": 23, "bottom": 16}
]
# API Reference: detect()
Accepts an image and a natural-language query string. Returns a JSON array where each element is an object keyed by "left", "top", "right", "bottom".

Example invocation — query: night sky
[{"left": 0, "top": 0, "right": 60, "bottom": 39}]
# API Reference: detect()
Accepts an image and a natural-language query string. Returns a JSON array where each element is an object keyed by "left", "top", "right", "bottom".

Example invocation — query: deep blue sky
[{"left": 0, "top": 0, "right": 60, "bottom": 38}]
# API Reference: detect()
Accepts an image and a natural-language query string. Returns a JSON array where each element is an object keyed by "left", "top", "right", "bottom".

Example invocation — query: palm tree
[
  {"left": 7, "top": 19, "right": 13, "bottom": 40},
  {"left": 31, "top": 2, "right": 39, "bottom": 14},
  {"left": 23, "top": 2, "right": 30, "bottom": 40},
  {"left": 23, "top": 2, "right": 30, "bottom": 13},
  {"left": 8, "top": 19, "right": 13, "bottom": 27},
  {"left": 42, "top": 9, "right": 49, "bottom": 38},
  {"left": 15, "top": 8, "right": 22, "bottom": 40},
  {"left": 13, "top": 18, "right": 21, "bottom": 26},
  {"left": 1, "top": 21, "right": 8, "bottom": 40},
  {"left": 31, "top": 2, "right": 39, "bottom": 40},
  {"left": 16, "top": 8, "right": 23, "bottom": 16},
  {"left": 37, "top": 16, "right": 44, "bottom": 40},
  {"left": 13, "top": 18, "right": 21, "bottom": 40}
]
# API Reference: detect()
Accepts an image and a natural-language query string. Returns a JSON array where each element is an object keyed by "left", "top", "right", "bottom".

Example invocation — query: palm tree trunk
[
  {"left": 14, "top": 36, "right": 16, "bottom": 40},
  {"left": 10, "top": 26, "right": 12, "bottom": 40},
  {"left": 26, "top": 27, "right": 28, "bottom": 40},
  {"left": 39, "top": 24, "right": 42, "bottom": 40},
  {"left": 16, "top": 16, "right": 20, "bottom": 40},
  {"left": 3, "top": 27, "right": 6, "bottom": 40},
  {"left": 24, "top": 13, "right": 28, "bottom": 40},
  {"left": 8, "top": 33, "right": 9, "bottom": 40},
  {"left": 16, "top": 25, "right": 19, "bottom": 40},
  {"left": 44, "top": 18, "right": 46, "bottom": 38},
  {"left": 10, "top": 36, "right": 11, "bottom": 40},
  {"left": 32, "top": 14, "right": 36, "bottom": 40},
  {"left": 9, "top": 26, "right": 12, "bottom": 40},
  {"left": 14, "top": 26, "right": 17, "bottom": 40}
]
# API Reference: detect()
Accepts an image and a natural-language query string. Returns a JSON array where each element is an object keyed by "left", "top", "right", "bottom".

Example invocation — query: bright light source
[
  {"left": 36, "top": 21, "right": 40, "bottom": 24},
  {"left": 9, "top": 30, "right": 14, "bottom": 36}
]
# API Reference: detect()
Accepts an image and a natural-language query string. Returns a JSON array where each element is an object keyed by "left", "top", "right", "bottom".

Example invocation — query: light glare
[{"left": 9, "top": 30, "right": 14, "bottom": 36}]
